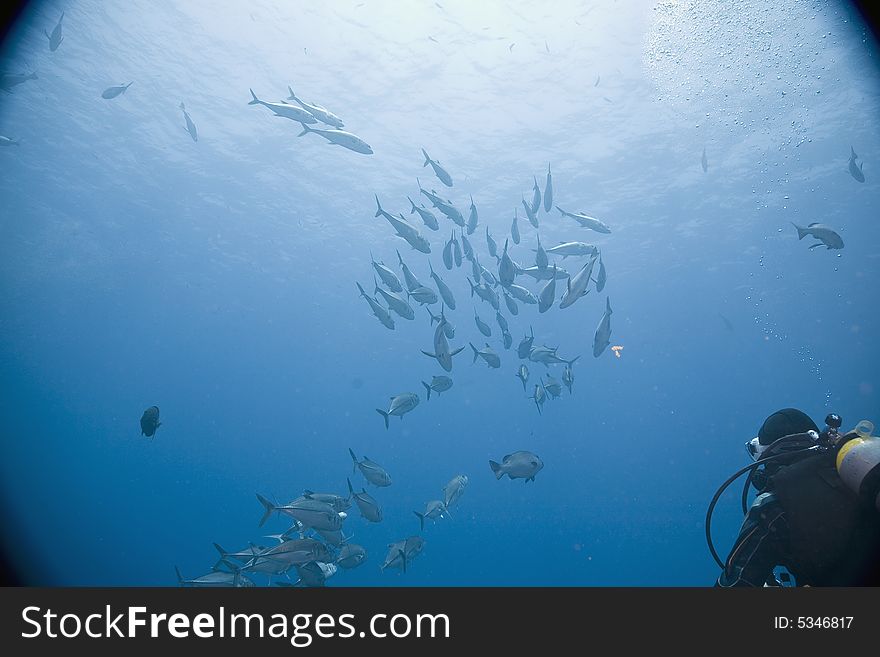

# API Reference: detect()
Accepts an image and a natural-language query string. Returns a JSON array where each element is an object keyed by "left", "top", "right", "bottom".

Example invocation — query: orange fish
[{"left": 611, "top": 345, "right": 623, "bottom": 358}]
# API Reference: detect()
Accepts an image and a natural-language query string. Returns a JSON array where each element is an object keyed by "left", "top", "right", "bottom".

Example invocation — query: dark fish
[
  {"left": 848, "top": 146, "right": 865, "bottom": 183},
  {"left": 140, "top": 406, "right": 161, "bottom": 438}
]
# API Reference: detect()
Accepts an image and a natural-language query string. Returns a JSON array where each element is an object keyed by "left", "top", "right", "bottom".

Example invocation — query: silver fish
[
  {"left": 529, "top": 345, "right": 580, "bottom": 368},
  {"left": 421, "top": 375, "right": 453, "bottom": 400},
  {"left": 529, "top": 383, "right": 546, "bottom": 414},
  {"left": 499, "top": 239, "right": 517, "bottom": 286},
  {"left": 848, "top": 146, "right": 865, "bottom": 183},
  {"left": 349, "top": 448, "right": 392, "bottom": 487},
  {"left": 531, "top": 175, "right": 542, "bottom": 215},
  {"left": 535, "top": 234, "right": 548, "bottom": 270},
  {"left": 503, "top": 290, "right": 519, "bottom": 316},
  {"left": 595, "top": 253, "right": 607, "bottom": 293},
  {"left": 291, "top": 561, "right": 338, "bottom": 587},
  {"left": 257, "top": 495, "right": 344, "bottom": 532},
  {"left": 474, "top": 310, "right": 492, "bottom": 337},
  {"left": 467, "top": 277, "right": 499, "bottom": 310},
  {"left": 429, "top": 261, "right": 456, "bottom": 309},
  {"left": 470, "top": 342, "right": 501, "bottom": 368},
  {"left": 371, "top": 251, "right": 403, "bottom": 293},
  {"left": 381, "top": 536, "right": 425, "bottom": 572},
  {"left": 460, "top": 230, "right": 475, "bottom": 261},
  {"left": 544, "top": 242, "right": 598, "bottom": 258},
  {"left": 480, "top": 264, "right": 497, "bottom": 287},
  {"left": 792, "top": 222, "right": 844, "bottom": 250},
  {"left": 517, "top": 327, "right": 535, "bottom": 359},
  {"left": 373, "top": 279, "right": 414, "bottom": 320},
  {"left": 516, "top": 364, "right": 529, "bottom": 392},
  {"left": 467, "top": 195, "right": 478, "bottom": 235},
  {"left": 297, "top": 123, "right": 373, "bottom": 155},
  {"left": 408, "top": 196, "right": 440, "bottom": 231},
  {"left": 520, "top": 266, "right": 569, "bottom": 282},
  {"left": 418, "top": 179, "right": 465, "bottom": 226},
  {"left": 452, "top": 233, "right": 462, "bottom": 266},
  {"left": 559, "top": 256, "right": 596, "bottom": 309},
  {"left": 555, "top": 206, "right": 611, "bottom": 234},
  {"left": 248, "top": 88, "right": 316, "bottom": 122},
  {"left": 486, "top": 226, "right": 498, "bottom": 259},
  {"left": 502, "top": 330, "right": 512, "bottom": 350},
  {"left": 427, "top": 305, "right": 455, "bottom": 339},
  {"left": 347, "top": 478, "right": 383, "bottom": 522},
  {"left": 537, "top": 265, "right": 558, "bottom": 313},
  {"left": 489, "top": 451, "right": 544, "bottom": 482},
  {"left": 287, "top": 85, "right": 344, "bottom": 128},
  {"left": 101, "top": 82, "right": 133, "bottom": 99},
  {"left": 442, "top": 235, "right": 454, "bottom": 270},
  {"left": 521, "top": 195, "right": 539, "bottom": 229},
  {"left": 414, "top": 500, "right": 449, "bottom": 530},
  {"left": 336, "top": 543, "right": 367, "bottom": 570},
  {"left": 179, "top": 102, "right": 198, "bottom": 142},
  {"left": 562, "top": 364, "right": 574, "bottom": 394},
  {"left": 421, "top": 315, "right": 465, "bottom": 372},
  {"left": 543, "top": 163, "right": 553, "bottom": 212},
  {"left": 357, "top": 282, "right": 396, "bottom": 329},
  {"left": 507, "top": 284, "right": 539, "bottom": 305},
  {"left": 408, "top": 285, "right": 438, "bottom": 306},
  {"left": 593, "top": 296, "right": 613, "bottom": 357},
  {"left": 543, "top": 374, "right": 562, "bottom": 399},
  {"left": 175, "top": 566, "right": 254, "bottom": 588},
  {"left": 443, "top": 475, "right": 469, "bottom": 508},
  {"left": 422, "top": 148, "right": 453, "bottom": 187},
  {"left": 511, "top": 208, "right": 521, "bottom": 244},
  {"left": 45, "top": 12, "right": 64, "bottom": 52},
  {"left": 299, "top": 491, "right": 351, "bottom": 513},
  {"left": 376, "top": 393, "right": 420, "bottom": 429},
  {"left": 336, "top": 544, "right": 367, "bottom": 569},
  {"left": 495, "top": 311, "right": 509, "bottom": 334}
]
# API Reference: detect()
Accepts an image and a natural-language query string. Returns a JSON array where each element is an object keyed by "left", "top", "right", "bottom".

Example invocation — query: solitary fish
[
  {"left": 421, "top": 375, "right": 453, "bottom": 400},
  {"left": 537, "top": 264, "right": 558, "bottom": 313},
  {"left": 297, "top": 123, "right": 373, "bottom": 155},
  {"left": 44, "top": 12, "right": 64, "bottom": 51},
  {"left": 247, "top": 89, "right": 316, "bottom": 122},
  {"left": 370, "top": 252, "right": 403, "bottom": 293},
  {"left": 511, "top": 208, "right": 521, "bottom": 244},
  {"left": 336, "top": 544, "right": 367, "bottom": 569},
  {"left": 595, "top": 253, "right": 607, "bottom": 293},
  {"left": 414, "top": 500, "right": 449, "bottom": 530},
  {"left": 555, "top": 206, "right": 611, "bottom": 234},
  {"left": 467, "top": 195, "right": 478, "bottom": 235},
  {"left": 422, "top": 148, "right": 453, "bottom": 187},
  {"left": 443, "top": 475, "right": 469, "bottom": 508},
  {"left": 516, "top": 364, "right": 529, "bottom": 392},
  {"left": 428, "top": 261, "right": 456, "bottom": 309},
  {"left": 593, "top": 296, "right": 613, "bottom": 357},
  {"left": 517, "top": 327, "right": 535, "bottom": 359},
  {"left": 530, "top": 176, "right": 542, "bottom": 215},
  {"left": 543, "top": 163, "right": 553, "bottom": 212},
  {"left": 349, "top": 448, "right": 392, "bottom": 486},
  {"left": 347, "top": 479, "right": 383, "bottom": 522},
  {"left": 848, "top": 146, "right": 865, "bottom": 183},
  {"left": 489, "top": 451, "right": 544, "bottom": 482},
  {"left": 408, "top": 196, "right": 440, "bottom": 231},
  {"left": 179, "top": 102, "right": 198, "bottom": 142},
  {"left": 474, "top": 310, "right": 492, "bottom": 337},
  {"left": 486, "top": 226, "right": 498, "bottom": 259},
  {"left": 287, "top": 85, "right": 344, "bottom": 128},
  {"left": 470, "top": 342, "right": 501, "bottom": 369},
  {"left": 140, "top": 406, "right": 161, "bottom": 438},
  {"left": 792, "top": 222, "right": 844, "bottom": 250},
  {"left": 356, "top": 281, "right": 396, "bottom": 329},
  {"left": 102, "top": 82, "right": 133, "bottom": 99},
  {"left": 701, "top": 147, "right": 708, "bottom": 173},
  {"left": 376, "top": 393, "right": 420, "bottom": 429},
  {"left": 562, "top": 364, "right": 574, "bottom": 393}
]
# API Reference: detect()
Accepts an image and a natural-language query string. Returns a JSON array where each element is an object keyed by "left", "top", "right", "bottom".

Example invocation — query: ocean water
[{"left": 0, "top": 0, "right": 878, "bottom": 587}]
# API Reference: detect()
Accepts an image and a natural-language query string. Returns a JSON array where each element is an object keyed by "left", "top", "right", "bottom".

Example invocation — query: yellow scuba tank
[{"left": 836, "top": 420, "right": 880, "bottom": 512}]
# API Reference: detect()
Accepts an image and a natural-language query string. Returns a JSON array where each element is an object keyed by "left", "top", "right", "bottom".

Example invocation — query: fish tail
[
  {"left": 421, "top": 381, "right": 432, "bottom": 401},
  {"left": 567, "top": 355, "right": 581, "bottom": 367},
  {"left": 489, "top": 460, "right": 504, "bottom": 479},
  {"left": 212, "top": 543, "right": 227, "bottom": 558},
  {"left": 374, "top": 195, "right": 384, "bottom": 217},
  {"left": 791, "top": 222, "right": 807, "bottom": 240},
  {"left": 467, "top": 277, "right": 476, "bottom": 296},
  {"left": 376, "top": 409, "right": 390, "bottom": 430},
  {"left": 469, "top": 342, "right": 479, "bottom": 363},
  {"left": 851, "top": 145, "right": 857, "bottom": 159},
  {"left": 421, "top": 148, "right": 430, "bottom": 167},
  {"left": 297, "top": 122, "right": 312, "bottom": 137},
  {"left": 287, "top": 85, "right": 297, "bottom": 101},
  {"left": 407, "top": 196, "right": 417, "bottom": 213},
  {"left": 414, "top": 511, "right": 425, "bottom": 532},
  {"left": 348, "top": 447, "right": 359, "bottom": 472},
  {"left": 347, "top": 478, "right": 355, "bottom": 496},
  {"left": 175, "top": 566, "right": 185, "bottom": 586},
  {"left": 399, "top": 549, "right": 407, "bottom": 574},
  {"left": 356, "top": 281, "right": 367, "bottom": 298},
  {"left": 256, "top": 494, "right": 275, "bottom": 528},
  {"left": 248, "top": 88, "right": 260, "bottom": 105}
]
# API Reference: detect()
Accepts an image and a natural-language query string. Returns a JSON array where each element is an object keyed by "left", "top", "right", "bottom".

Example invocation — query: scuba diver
[{"left": 708, "top": 408, "right": 880, "bottom": 587}]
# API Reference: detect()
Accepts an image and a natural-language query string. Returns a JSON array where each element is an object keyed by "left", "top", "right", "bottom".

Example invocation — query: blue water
[{"left": 1, "top": 0, "right": 878, "bottom": 586}]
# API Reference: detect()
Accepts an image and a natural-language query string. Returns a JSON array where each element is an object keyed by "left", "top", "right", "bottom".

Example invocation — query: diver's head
[{"left": 746, "top": 408, "right": 819, "bottom": 460}]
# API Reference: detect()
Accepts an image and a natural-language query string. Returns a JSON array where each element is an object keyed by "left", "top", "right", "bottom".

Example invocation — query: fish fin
[
  {"left": 287, "top": 85, "right": 298, "bottom": 101},
  {"left": 807, "top": 222, "right": 820, "bottom": 227},
  {"left": 248, "top": 88, "right": 260, "bottom": 105},
  {"left": 489, "top": 460, "right": 504, "bottom": 479},
  {"left": 469, "top": 342, "right": 479, "bottom": 363},
  {"left": 399, "top": 549, "right": 407, "bottom": 573},
  {"left": 851, "top": 145, "right": 857, "bottom": 159},
  {"left": 414, "top": 511, "right": 425, "bottom": 532},
  {"left": 791, "top": 222, "right": 807, "bottom": 240},
  {"left": 422, "top": 148, "right": 431, "bottom": 167},
  {"left": 175, "top": 566, "right": 185, "bottom": 586},
  {"left": 809, "top": 243, "right": 822, "bottom": 250},
  {"left": 213, "top": 543, "right": 227, "bottom": 557},
  {"left": 349, "top": 447, "right": 359, "bottom": 472},
  {"left": 421, "top": 381, "right": 432, "bottom": 401},
  {"left": 297, "top": 122, "right": 312, "bottom": 137},
  {"left": 449, "top": 345, "right": 465, "bottom": 357},
  {"left": 421, "top": 349, "right": 438, "bottom": 360},
  {"left": 567, "top": 355, "right": 581, "bottom": 367},
  {"left": 347, "top": 478, "right": 354, "bottom": 495},
  {"left": 256, "top": 494, "right": 275, "bottom": 528},
  {"left": 374, "top": 195, "right": 384, "bottom": 217},
  {"left": 376, "top": 408, "right": 390, "bottom": 430}
]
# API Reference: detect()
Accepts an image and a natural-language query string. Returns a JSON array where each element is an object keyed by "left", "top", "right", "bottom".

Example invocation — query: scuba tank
[{"left": 836, "top": 420, "right": 880, "bottom": 512}]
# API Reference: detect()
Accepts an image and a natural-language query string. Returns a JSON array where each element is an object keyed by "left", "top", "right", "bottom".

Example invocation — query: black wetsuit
[{"left": 717, "top": 449, "right": 880, "bottom": 587}]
